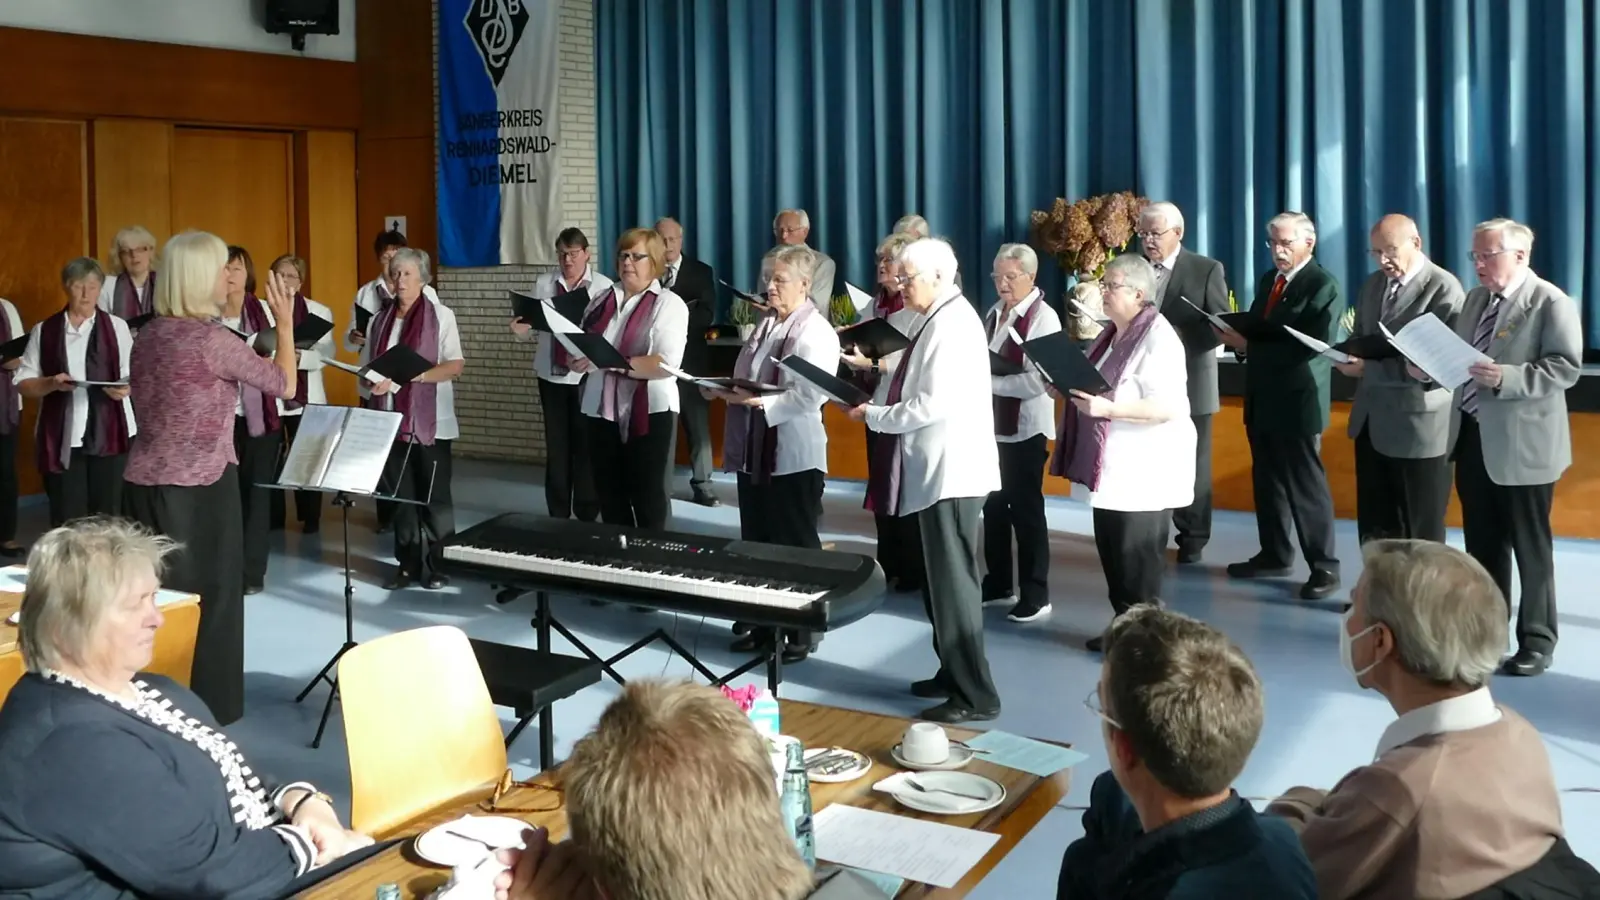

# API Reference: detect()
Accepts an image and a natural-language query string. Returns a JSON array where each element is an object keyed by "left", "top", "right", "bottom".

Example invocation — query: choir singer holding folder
[{"left": 566, "top": 228, "right": 688, "bottom": 531}]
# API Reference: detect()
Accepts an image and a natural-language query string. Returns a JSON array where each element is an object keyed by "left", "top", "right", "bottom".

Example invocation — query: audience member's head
[
  {"left": 1093, "top": 607, "right": 1263, "bottom": 815},
  {"left": 560, "top": 680, "right": 813, "bottom": 900},
  {"left": 155, "top": 231, "right": 230, "bottom": 319}
]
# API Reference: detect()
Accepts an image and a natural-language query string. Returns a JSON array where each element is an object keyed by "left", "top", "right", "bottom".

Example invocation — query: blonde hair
[
  {"left": 875, "top": 232, "right": 913, "bottom": 262},
  {"left": 269, "top": 254, "right": 308, "bottom": 283},
  {"left": 893, "top": 214, "right": 930, "bottom": 238},
  {"left": 155, "top": 231, "right": 229, "bottom": 320},
  {"left": 108, "top": 225, "right": 160, "bottom": 275},
  {"left": 614, "top": 228, "right": 668, "bottom": 282},
  {"left": 561, "top": 680, "right": 813, "bottom": 900},
  {"left": 19, "top": 518, "right": 177, "bottom": 673}
]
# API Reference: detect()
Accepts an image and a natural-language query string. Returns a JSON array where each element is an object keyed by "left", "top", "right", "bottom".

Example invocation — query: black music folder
[
  {"left": 836, "top": 317, "right": 910, "bottom": 359},
  {"left": 703, "top": 377, "right": 784, "bottom": 395},
  {"left": 364, "top": 345, "right": 435, "bottom": 385},
  {"left": 718, "top": 279, "right": 769, "bottom": 308},
  {"left": 1020, "top": 331, "right": 1112, "bottom": 395},
  {"left": 353, "top": 305, "right": 374, "bottom": 336},
  {"left": 561, "top": 332, "right": 631, "bottom": 370},
  {"left": 126, "top": 312, "right": 156, "bottom": 330},
  {"left": 778, "top": 355, "right": 871, "bottom": 407},
  {"left": 989, "top": 351, "right": 1026, "bottom": 377},
  {"left": 293, "top": 314, "right": 335, "bottom": 349},
  {"left": 1333, "top": 332, "right": 1401, "bottom": 360},
  {"left": 511, "top": 288, "right": 589, "bottom": 329},
  {"left": 0, "top": 335, "right": 28, "bottom": 364},
  {"left": 1218, "top": 312, "right": 1284, "bottom": 341}
]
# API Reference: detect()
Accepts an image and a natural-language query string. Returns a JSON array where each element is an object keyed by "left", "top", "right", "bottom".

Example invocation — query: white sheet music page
[
  {"left": 812, "top": 805, "right": 999, "bottom": 889},
  {"left": 844, "top": 281, "right": 875, "bottom": 314},
  {"left": 321, "top": 408, "right": 403, "bottom": 495},
  {"left": 1380, "top": 317, "right": 1488, "bottom": 388},
  {"left": 542, "top": 301, "right": 585, "bottom": 357},
  {"left": 1177, "top": 295, "right": 1229, "bottom": 331},
  {"left": 1282, "top": 324, "right": 1352, "bottom": 363},
  {"left": 278, "top": 405, "right": 344, "bottom": 488}
]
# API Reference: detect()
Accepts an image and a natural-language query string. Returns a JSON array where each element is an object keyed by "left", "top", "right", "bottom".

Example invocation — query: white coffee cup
[{"left": 900, "top": 722, "right": 950, "bottom": 765}]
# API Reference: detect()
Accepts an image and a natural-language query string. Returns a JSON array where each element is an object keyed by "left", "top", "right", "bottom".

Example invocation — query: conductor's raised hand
[{"left": 263, "top": 270, "right": 296, "bottom": 325}]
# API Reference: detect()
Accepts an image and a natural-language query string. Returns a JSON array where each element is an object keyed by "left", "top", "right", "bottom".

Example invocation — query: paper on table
[
  {"left": 1380, "top": 317, "right": 1489, "bottom": 388},
  {"left": 844, "top": 281, "right": 875, "bottom": 314},
  {"left": 1281, "top": 325, "right": 1352, "bottom": 364},
  {"left": 842, "top": 867, "right": 906, "bottom": 898},
  {"left": 812, "top": 805, "right": 999, "bottom": 890},
  {"left": 963, "top": 731, "right": 1089, "bottom": 778}
]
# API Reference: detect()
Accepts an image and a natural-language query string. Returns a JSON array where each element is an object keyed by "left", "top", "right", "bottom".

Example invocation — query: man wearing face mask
[
  {"left": 1267, "top": 540, "right": 1593, "bottom": 898},
  {"left": 1058, "top": 606, "right": 1315, "bottom": 898}
]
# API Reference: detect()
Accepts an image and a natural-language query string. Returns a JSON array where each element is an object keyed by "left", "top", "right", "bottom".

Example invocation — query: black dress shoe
[
  {"left": 1300, "top": 569, "right": 1341, "bottom": 600},
  {"left": 690, "top": 483, "right": 721, "bottom": 507},
  {"left": 383, "top": 570, "right": 415, "bottom": 591},
  {"left": 302, "top": 520, "right": 320, "bottom": 536},
  {"left": 1500, "top": 648, "right": 1552, "bottom": 677},
  {"left": 1176, "top": 547, "right": 1204, "bottom": 565},
  {"left": 1227, "top": 557, "right": 1294, "bottom": 579},
  {"left": 910, "top": 678, "right": 948, "bottom": 699},
  {"left": 422, "top": 574, "right": 450, "bottom": 590},
  {"left": 244, "top": 584, "right": 264, "bottom": 596},
  {"left": 918, "top": 701, "right": 1000, "bottom": 725}
]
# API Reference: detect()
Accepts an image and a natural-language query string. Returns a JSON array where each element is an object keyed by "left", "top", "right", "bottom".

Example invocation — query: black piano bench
[{"left": 468, "top": 638, "right": 603, "bottom": 771}]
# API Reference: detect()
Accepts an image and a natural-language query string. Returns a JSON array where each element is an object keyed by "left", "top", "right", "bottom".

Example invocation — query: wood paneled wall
[
  {"left": 171, "top": 129, "right": 296, "bottom": 267},
  {"left": 298, "top": 131, "right": 363, "bottom": 403},
  {"left": 355, "top": 0, "right": 437, "bottom": 280},
  {"left": 90, "top": 119, "right": 174, "bottom": 259}
]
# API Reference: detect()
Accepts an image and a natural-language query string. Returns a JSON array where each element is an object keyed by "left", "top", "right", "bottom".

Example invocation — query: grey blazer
[
  {"left": 808, "top": 249, "right": 838, "bottom": 311},
  {"left": 1153, "top": 248, "right": 1230, "bottom": 416},
  {"left": 1446, "top": 273, "right": 1583, "bottom": 486},
  {"left": 1346, "top": 258, "right": 1465, "bottom": 458}
]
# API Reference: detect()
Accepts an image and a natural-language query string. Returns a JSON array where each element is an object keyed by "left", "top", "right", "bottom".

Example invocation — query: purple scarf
[
  {"left": 586, "top": 287, "right": 661, "bottom": 442},
  {"left": 546, "top": 277, "right": 591, "bottom": 377},
  {"left": 370, "top": 294, "right": 441, "bottom": 445},
  {"left": 723, "top": 303, "right": 815, "bottom": 482},
  {"left": 864, "top": 298, "right": 954, "bottom": 516},
  {"left": 37, "top": 309, "right": 130, "bottom": 474},
  {"left": 281, "top": 292, "right": 311, "bottom": 411},
  {"left": 238, "top": 296, "right": 282, "bottom": 437},
  {"left": 0, "top": 306, "right": 16, "bottom": 436},
  {"left": 1049, "top": 305, "right": 1161, "bottom": 490},
  {"left": 115, "top": 272, "right": 156, "bottom": 321},
  {"left": 989, "top": 295, "right": 1042, "bottom": 437}
]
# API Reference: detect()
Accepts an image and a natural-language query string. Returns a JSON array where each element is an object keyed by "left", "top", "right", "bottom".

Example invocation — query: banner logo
[{"left": 466, "top": 0, "right": 529, "bottom": 87}]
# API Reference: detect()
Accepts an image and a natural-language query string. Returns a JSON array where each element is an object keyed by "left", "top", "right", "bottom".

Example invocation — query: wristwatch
[{"left": 289, "top": 790, "right": 335, "bottom": 820}]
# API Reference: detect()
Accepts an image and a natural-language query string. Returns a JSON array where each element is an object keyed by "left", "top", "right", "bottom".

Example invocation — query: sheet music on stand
[{"left": 278, "top": 405, "right": 404, "bottom": 495}]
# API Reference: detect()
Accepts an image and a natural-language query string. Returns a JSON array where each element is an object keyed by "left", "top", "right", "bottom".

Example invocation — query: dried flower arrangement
[{"left": 1030, "top": 190, "right": 1149, "bottom": 338}]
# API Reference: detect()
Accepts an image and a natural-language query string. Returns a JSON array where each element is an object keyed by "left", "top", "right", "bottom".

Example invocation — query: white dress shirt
[
  {"left": 345, "top": 280, "right": 440, "bottom": 353},
  {"left": 863, "top": 289, "right": 1001, "bottom": 514},
  {"left": 519, "top": 266, "right": 614, "bottom": 384},
  {"left": 578, "top": 280, "right": 689, "bottom": 421},
  {"left": 746, "top": 309, "right": 840, "bottom": 476},
  {"left": 219, "top": 313, "right": 249, "bottom": 417},
  {"left": 273, "top": 297, "right": 336, "bottom": 415},
  {"left": 357, "top": 295, "right": 465, "bottom": 441},
  {"left": 986, "top": 289, "right": 1060, "bottom": 442},
  {"left": 18, "top": 312, "right": 138, "bottom": 447},
  {"left": 1089, "top": 315, "right": 1195, "bottom": 512},
  {"left": 807, "top": 249, "right": 837, "bottom": 312},
  {"left": 1374, "top": 687, "right": 1502, "bottom": 760}
]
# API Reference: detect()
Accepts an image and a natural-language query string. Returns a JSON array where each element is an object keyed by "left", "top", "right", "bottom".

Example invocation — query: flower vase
[
  {"left": 1067, "top": 279, "right": 1106, "bottom": 341},
  {"left": 737, "top": 324, "right": 756, "bottom": 341}
]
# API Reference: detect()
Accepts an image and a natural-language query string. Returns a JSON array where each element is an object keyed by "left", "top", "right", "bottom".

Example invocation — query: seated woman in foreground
[{"left": 0, "top": 518, "right": 371, "bottom": 899}]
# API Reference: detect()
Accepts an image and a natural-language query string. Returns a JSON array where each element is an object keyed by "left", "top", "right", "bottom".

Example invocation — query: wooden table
[{"left": 301, "top": 701, "right": 1072, "bottom": 898}]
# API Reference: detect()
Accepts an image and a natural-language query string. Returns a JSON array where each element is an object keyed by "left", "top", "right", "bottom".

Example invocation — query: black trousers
[
  {"left": 866, "top": 430, "right": 924, "bottom": 587},
  {"left": 43, "top": 449, "right": 127, "bottom": 528},
  {"left": 1246, "top": 427, "right": 1339, "bottom": 572},
  {"left": 1172, "top": 413, "right": 1213, "bottom": 553},
  {"left": 588, "top": 412, "right": 675, "bottom": 530},
  {"left": 1354, "top": 426, "right": 1451, "bottom": 545},
  {"left": 1093, "top": 508, "right": 1170, "bottom": 614},
  {"left": 383, "top": 438, "right": 455, "bottom": 580},
  {"left": 676, "top": 383, "right": 714, "bottom": 485},
  {"left": 0, "top": 433, "right": 13, "bottom": 542},
  {"left": 982, "top": 435, "right": 1050, "bottom": 605},
  {"left": 270, "top": 414, "right": 323, "bottom": 530},
  {"left": 1454, "top": 417, "right": 1556, "bottom": 654},
  {"left": 737, "top": 469, "right": 825, "bottom": 648},
  {"left": 234, "top": 419, "right": 282, "bottom": 589},
  {"left": 124, "top": 466, "right": 247, "bottom": 725},
  {"left": 538, "top": 379, "right": 599, "bottom": 521},
  {"left": 917, "top": 497, "right": 1001, "bottom": 711}
]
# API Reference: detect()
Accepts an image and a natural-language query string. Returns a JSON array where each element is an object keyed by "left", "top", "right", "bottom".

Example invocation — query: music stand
[{"left": 259, "top": 403, "right": 436, "bottom": 748}]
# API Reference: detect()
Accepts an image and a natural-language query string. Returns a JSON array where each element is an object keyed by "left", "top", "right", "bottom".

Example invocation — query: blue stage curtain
[{"left": 598, "top": 0, "right": 1598, "bottom": 342}]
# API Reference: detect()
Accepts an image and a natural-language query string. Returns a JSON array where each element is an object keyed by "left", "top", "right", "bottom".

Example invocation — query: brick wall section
[{"left": 430, "top": 0, "right": 599, "bottom": 463}]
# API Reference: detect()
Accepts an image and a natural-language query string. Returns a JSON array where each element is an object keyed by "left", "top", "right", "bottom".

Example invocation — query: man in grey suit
[
  {"left": 1138, "top": 202, "right": 1230, "bottom": 563},
  {"left": 1435, "top": 218, "right": 1581, "bottom": 676},
  {"left": 1337, "top": 214, "right": 1464, "bottom": 544},
  {"left": 774, "top": 208, "right": 837, "bottom": 311}
]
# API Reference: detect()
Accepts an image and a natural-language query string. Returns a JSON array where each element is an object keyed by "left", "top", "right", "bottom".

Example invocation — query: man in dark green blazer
[{"left": 1213, "top": 212, "right": 1341, "bottom": 600}]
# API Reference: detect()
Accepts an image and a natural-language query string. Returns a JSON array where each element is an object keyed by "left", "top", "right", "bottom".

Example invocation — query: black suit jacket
[
  {"left": 1155, "top": 248, "right": 1230, "bottom": 416},
  {"left": 1240, "top": 261, "right": 1342, "bottom": 436},
  {"left": 670, "top": 257, "right": 716, "bottom": 373}
]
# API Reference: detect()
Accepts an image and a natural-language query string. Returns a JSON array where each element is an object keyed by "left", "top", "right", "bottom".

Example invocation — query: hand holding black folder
[
  {"left": 352, "top": 306, "right": 373, "bottom": 337},
  {"left": 777, "top": 354, "right": 870, "bottom": 407},
  {"left": 1019, "top": 332, "right": 1111, "bottom": 395},
  {"left": 1217, "top": 312, "right": 1284, "bottom": 341},
  {"left": 363, "top": 345, "right": 435, "bottom": 385},
  {"left": 837, "top": 317, "right": 910, "bottom": 359},
  {"left": 0, "top": 335, "right": 28, "bottom": 364},
  {"left": 511, "top": 288, "right": 590, "bottom": 330},
  {"left": 1332, "top": 332, "right": 1401, "bottom": 360},
  {"left": 989, "top": 351, "right": 1026, "bottom": 377}
]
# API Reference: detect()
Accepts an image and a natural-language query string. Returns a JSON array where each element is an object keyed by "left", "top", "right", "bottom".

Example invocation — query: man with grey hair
[
  {"left": 1216, "top": 211, "right": 1341, "bottom": 601},
  {"left": 1267, "top": 539, "right": 1579, "bottom": 898},
  {"left": 893, "top": 214, "right": 930, "bottom": 238},
  {"left": 1137, "top": 202, "right": 1230, "bottom": 564},
  {"left": 773, "top": 209, "right": 836, "bottom": 311},
  {"left": 655, "top": 217, "right": 721, "bottom": 507}
]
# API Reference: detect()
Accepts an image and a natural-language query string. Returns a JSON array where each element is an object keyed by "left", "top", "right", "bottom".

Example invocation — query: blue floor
[{"left": 42, "top": 458, "right": 1596, "bottom": 894}]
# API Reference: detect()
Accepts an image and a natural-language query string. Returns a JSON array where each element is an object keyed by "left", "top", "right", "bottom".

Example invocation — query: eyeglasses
[
  {"left": 1467, "top": 249, "right": 1514, "bottom": 264},
  {"left": 1263, "top": 238, "right": 1304, "bottom": 250},
  {"left": 478, "top": 769, "right": 564, "bottom": 814},
  {"left": 556, "top": 249, "right": 587, "bottom": 261},
  {"left": 990, "top": 272, "right": 1027, "bottom": 284},
  {"left": 1135, "top": 228, "right": 1175, "bottom": 240},
  {"left": 617, "top": 251, "right": 651, "bottom": 263},
  {"left": 893, "top": 273, "right": 917, "bottom": 287},
  {"left": 1083, "top": 684, "right": 1121, "bottom": 730},
  {"left": 1100, "top": 280, "right": 1132, "bottom": 295}
]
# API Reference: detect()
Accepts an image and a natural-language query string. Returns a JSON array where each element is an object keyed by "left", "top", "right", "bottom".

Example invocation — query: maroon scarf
[
  {"left": 586, "top": 286, "right": 661, "bottom": 442},
  {"left": 723, "top": 303, "right": 816, "bottom": 482},
  {"left": 359, "top": 287, "right": 396, "bottom": 411},
  {"left": 851, "top": 288, "right": 904, "bottom": 396},
  {"left": 115, "top": 272, "right": 156, "bottom": 321},
  {"left": 1048, "top": 305, "right": 1161, "bottom": 490},
  {"left": 37, "top": 309, "right": 130, "bottom": 474},
  {"left": 280, "top": 292, "right": 311, "bottom": 411},
  {"left": 0, "top": 307, "right": 16, "bottom": 436},
  {"left": 546, "top": 276, "right": 591, "bottom": 376},
  {"left": 989, "top": 295, "right": 1043, "bottom": 437},
  {"left": 370, "top": 294, "right": 441, "bottom": 445},
  {"left": 864, "top": 298, "right": 954, "bottom": 516},
  {"left": 238, "top": 296, "right": 282, "bottom": 436}
]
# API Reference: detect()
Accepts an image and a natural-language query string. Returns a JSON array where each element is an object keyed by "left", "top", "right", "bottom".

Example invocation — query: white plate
[
  {"left": 877, "top": 771, "right": 1006, "bottom": 815},
  {"left": 890, "top": 742, "right": 975, "bottom": 771},
  {"left": 413, "top": 815, "right": 529, "bottom": 867},
  {"left": 804, "top": 746, "right": 872, "bottom": 783}
]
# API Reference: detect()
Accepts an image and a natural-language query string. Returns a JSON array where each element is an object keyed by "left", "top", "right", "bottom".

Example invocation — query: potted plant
[
  {"left": 829, "top": 294, "right": 859, "bottom": 328},
  {"left": 730, "top": 297, "right": 758, "bottom": 340},
  {"left": 1030, "top": 190, "right": 1148, "bottom": 340}
]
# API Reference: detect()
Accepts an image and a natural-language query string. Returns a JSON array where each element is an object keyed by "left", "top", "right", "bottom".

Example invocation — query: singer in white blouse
[
  {"left": 982, "top": 244, "right": 1062, "bottom": 624},
  {"left": 567, "top": 229, "right": 688, "bottom": 531},
  {"left": 264, "top": 255, "right": 336, "bottom": 537}
]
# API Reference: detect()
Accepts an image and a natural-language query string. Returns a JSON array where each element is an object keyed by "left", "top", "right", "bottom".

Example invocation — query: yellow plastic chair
[
  {"left": 338, "top": 625, "right": 508, "bottom": 837},
  {"left": 0, "top": 652, "right": 25, "bottom": 709}
]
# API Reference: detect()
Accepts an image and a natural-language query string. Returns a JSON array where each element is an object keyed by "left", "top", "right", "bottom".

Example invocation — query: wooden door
[{"left": 170, "top": 128, "right": 294, "bottom": 269}]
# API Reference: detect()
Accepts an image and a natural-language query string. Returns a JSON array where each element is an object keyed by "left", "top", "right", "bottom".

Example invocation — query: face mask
[{"left": 1339, "top": 607, "right": 1381, "bottom": 681}]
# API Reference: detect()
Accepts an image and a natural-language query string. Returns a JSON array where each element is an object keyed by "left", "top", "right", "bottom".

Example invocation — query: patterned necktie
[
  {"left": 1458, "top": 294, "right": 1503, "bottom": 417},
  {"left": 1264, "top": 274, "right": 1287, "bottom": 315},
  {"left": 1380, "top": 279, "right": 1401, "bottom": 321},
  {"left": 663, "top": 265, "right": 676, "bottom": 289}
]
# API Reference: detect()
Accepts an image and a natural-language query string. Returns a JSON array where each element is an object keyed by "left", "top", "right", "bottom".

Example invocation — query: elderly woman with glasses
[
  {"left": 1048, "top": 254, "right": 1195, "bottom": 651},
  {"left": 265, "top": 254, "right": 337, "bottom": 537},
  {"left": 566, "top": 228, "right": 689, "bottom": 531},
  {"left": 17, "top": 258, "right": 137, "bottom": 531},
  {"left": 98, "top": 226, "right": 159, "bottom": 325},
  {"left": 0, "top": 518, "right": 371, "bottom": 898}
]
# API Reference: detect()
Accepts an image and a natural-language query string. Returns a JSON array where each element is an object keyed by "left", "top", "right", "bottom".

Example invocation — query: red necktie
[{"left": 1263, "top": 274, "right": 1287, "bottom": 316}]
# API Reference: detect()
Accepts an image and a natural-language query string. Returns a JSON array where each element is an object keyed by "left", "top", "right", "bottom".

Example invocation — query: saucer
[{"left": 890, "top": 742, "right": 975, "bottom": 771}]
